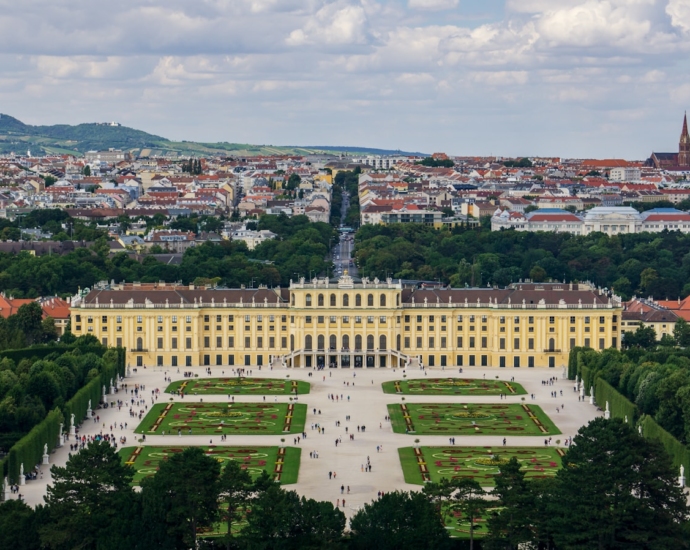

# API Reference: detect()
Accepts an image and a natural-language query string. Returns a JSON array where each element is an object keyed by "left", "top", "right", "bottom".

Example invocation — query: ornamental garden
[
  {"left": 165, "top": 377, "right": 311, "bottom": 395},
  {"left": 388, "top": 403, "right": 560, "bottom": 435},
  {"left": 119, "top": 445, "right": 301, "bottom": 485},
  {"left": 382, "top": 377, "right": 527, "bottom": 396},
  {"left": 135, "top": 402, "right": 307, "bottom": 435},
  {"left": 399, "top": 446, "right": 564, "bottom": 485}
]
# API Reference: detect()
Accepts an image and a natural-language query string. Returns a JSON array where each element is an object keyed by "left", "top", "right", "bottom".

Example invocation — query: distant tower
[{"left": 680, "top": 112, "right": 690, "bottom": 167}]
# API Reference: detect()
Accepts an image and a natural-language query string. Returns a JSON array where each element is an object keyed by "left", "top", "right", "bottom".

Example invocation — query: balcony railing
[{"left": 543, "top": 349, "right": 561, "bottom": 353}]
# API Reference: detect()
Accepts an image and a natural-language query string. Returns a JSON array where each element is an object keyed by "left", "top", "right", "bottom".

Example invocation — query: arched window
[
  {"left": 291, "top": 293, "right": 295, "bottom": 306},
  {"left": 305, "top": 335, "right": 313, "bottom": 351},
  {"left": 317, "top": 335, "right": 325, "bottom": 350},
  {"left": 355, "top": 335, "right": 362, "bottom": 351},
  {"left": 290, "top": 335, "right": 294, "bottom": 352},
  {"left": 329, "top": 335, "right": 337, "bottom": 350},
  {"left": 548, "top": 338, "right": 555, "bottom": 352},
  {"left": 396, "top": 294, "right": 400, "bottom": 306},
  {"left": 355, "top": 294, "right": 362, "bottom": 307},
  {"left": 342, "top": 335, "right": 350, "bottom": 350},
  {"left": 318, "top": 294, "right": 324, "bottom": 307},
  {"left": 305, "top": 294, "right": 312, "bottom": 307},
  {"left": 367, "top": 335, "right": 374, "bottom": 350},
  {"left": 380, "top": 335, "right": 387, "bottom": 350},
  {"left": 330, "top": 294, "right": 336, "bottom": 307},
  {"left": 380, "top": 295, "right": 386, "bottom": 307},
  {"left": 136, "top": 337, "right": 143, "bottom": 351},
  {"left": 343, "top": 294, "right": 349, "bottom": 307},
  {"left": 367, "top": 294, "right": 374, "bottom": 307},
  {"left": 396, "top": 335, "right": 401, "bottom": 351}
]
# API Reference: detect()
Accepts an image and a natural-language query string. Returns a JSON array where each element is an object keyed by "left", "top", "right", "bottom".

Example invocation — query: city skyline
[{"left": 1, "top": 1, "right": 690, "bottom": 158}]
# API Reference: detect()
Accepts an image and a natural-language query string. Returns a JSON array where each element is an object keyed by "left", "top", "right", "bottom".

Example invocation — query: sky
[{"left": 2, "top": 0, "right": 690, "bottom": 158}]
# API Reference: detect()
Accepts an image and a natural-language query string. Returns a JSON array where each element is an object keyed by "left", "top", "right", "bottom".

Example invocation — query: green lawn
[
  {"left": 119, "top": 445, "right": 301, "bottom": 485},
  {"left": 135, "top": 402, "right": 307, "bottom": 435},
  {"left": 388, "top": 403, "right": 560, "bottom": 436},
  {"left": 166, "top": 377, "right": 310, "bottom": 395},
  {"left": 382, "top": 378, "right": 527, "bottom": 396},
  {"left": 399, "top": 446, "right": 564, "bottom": 486}
]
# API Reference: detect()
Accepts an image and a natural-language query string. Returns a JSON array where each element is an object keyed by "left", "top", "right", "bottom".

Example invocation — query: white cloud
[
  {"left": 408, "top": 0, "right": 459, "bottom": 10},
  {"left": 0, "top": 0, "right": 687, "bottom": 157}
]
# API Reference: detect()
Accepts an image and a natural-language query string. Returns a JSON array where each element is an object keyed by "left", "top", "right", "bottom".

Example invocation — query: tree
[
  {"left": 349, "top": 491, "right": 451, "bottom": 550},
  {"left": 549, "top": 417, "right": 689, "bottom": 549},
  {"left": 41, "top": 441, "right": 139, "bottom": 549},
  {"left": 485, "top": 457, "right": 535, "bottom": 550},
  {"left": 218, "top": 460, "right": 254, "bottom": 550},
  {"left": 141, "top": 446, "right": 221, "bottom": 549},
  {"left": 674, "top": 318, "right": 690, "bottom": 347},
  {"left": 14, "top": 302, "right": 43, "bottom": 344},
  {"left": 622, "top": 324, "right": 657, "bottom": 349},
  {"left": 529, "top": 265, "right": 547, "bottom": 282},
  {"left": 41, "top": 316, "right": 58, "bottom": 343},
  {"left": 448, "top": 479, "right": 487, "bottom": 550},
  {"left": 83, "top": 165, "right": 91, "bottom": 176},
  {"left": 286, "top": 173, "right": 301, "bottom": 190},
  {"left": 0, "top": 500, "right": 41, "bottom": 550},
  {"left": 240, "top": 483, "right": 346, "bottom": 549}
]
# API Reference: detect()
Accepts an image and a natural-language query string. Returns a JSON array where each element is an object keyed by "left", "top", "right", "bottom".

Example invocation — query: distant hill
[{"left": 0, "top": 114, "right": 426, "bottom": 158}]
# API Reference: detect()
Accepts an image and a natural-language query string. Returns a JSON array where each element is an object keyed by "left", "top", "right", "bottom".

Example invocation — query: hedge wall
[
  {"left": 62, "top": 349, "right": 124, "bottom": 428},
  {"left": 579, "top": 364, "right": 592, "bottom": 396},
  {"left": 6, "top": 408, "right": 63, "bottom": 484},
  {"left": 2, "top": 346, "right": 126, "bottom": 484},
  {"left": 594, "top": 378, "right": 637, "bottom": 422},
  {"left": 568, "top": 347, "right": 591, "bottom": 380},
  {"left": 0, "top": 344, "right": 106, "bottom": 364},
  {"left": 640, "top": 415, "right": 690, "bottom": 478}
]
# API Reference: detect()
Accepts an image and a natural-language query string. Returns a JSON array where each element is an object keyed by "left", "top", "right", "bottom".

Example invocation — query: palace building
[{"left": 71, "top": 275, "right": 622, "bottom": 370}]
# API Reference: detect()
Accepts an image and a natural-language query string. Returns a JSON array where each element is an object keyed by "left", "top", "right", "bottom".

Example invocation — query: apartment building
[{"left": 71, "top": 277, "right": 621, "bottom": 371}]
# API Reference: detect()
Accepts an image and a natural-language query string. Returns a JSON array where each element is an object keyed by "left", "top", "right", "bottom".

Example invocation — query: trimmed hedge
[
  {"left": 2, "top": 346, "right": 126, "bottom": 483},
  {"left": 62, "top": 349, "right": 124, "bottom": 428},
  {"left": 568, "top": 346, "right": 591, "bottom": 380},
  {"left": 7, "top": 408, "right": 63, "bottom": 484},
  {"left": 579, "top": 364, "right": 592, "bottom": 396},
  {"left": 0, "top": 344, "right": 106, "bottom": 364},
  {"left": 640, "top": 415, "right": 690, "bottom": 477},
  {"left": 594, "top": 378, "right": 637, "bottom": 422}
]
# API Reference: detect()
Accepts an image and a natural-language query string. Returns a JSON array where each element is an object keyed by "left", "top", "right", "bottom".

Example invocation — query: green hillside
[{"left": 0, "top": 114, "right": 423, "bottom": 158}]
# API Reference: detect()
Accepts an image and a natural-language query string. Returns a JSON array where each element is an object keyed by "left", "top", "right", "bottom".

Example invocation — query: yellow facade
[{"left": 72, "top": 278, "right": 622, "bottom": 370}]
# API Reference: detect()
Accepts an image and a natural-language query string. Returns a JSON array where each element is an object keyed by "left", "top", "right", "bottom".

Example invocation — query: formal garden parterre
[
  {"left": 119, "top": 445, "right": 301, "bottom": 485},
  {"left": 166, "top": 377, "right": 310, "bottom": 395},
  {"left": 388, "top": 403, "right": 561, "bottom": 435},
  {"left": 135, "top": 402, "right": 307, "bottom": 435},
  {"left": 382, "top": 378, "right": 527, "bottom": 396},
  {"left": 399, "top": 446, "right": 565, "bottom": 485}
]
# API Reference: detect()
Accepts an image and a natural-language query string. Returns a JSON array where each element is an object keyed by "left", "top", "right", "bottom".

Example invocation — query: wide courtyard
[{"left": 11, "top": 364, "right": 600, "bottom": 524}]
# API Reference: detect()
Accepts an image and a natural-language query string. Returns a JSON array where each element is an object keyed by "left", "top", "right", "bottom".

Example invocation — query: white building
[
  {"left": 230, "top": 227, "right": 277, "bottom": 250},
  {"left": 493, "top": 206, "right": 690, "bottom": 235},
  {"left": 609, "top": 167, "right": 641, "bottom": 182}
]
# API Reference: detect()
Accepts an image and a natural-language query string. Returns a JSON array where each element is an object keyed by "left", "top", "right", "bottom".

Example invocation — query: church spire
[{"left": 680, "top": 111, "right": 690, "bottom": 167}]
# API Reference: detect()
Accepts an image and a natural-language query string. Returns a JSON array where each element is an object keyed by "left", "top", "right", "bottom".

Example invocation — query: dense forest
[
  {"left": 353, "top": 223, "right": 690, "bottom": 299},
  {"left": 0, "top": 214, "right": 335, "bottom": 297},
  {"left": 2, "top": 417, "right": 687, "bottom": 549}
]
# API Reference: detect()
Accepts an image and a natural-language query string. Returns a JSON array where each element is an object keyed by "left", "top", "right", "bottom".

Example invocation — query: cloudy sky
[{"left": 2, "top": 0, "right": 690, "bottom": 158}]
